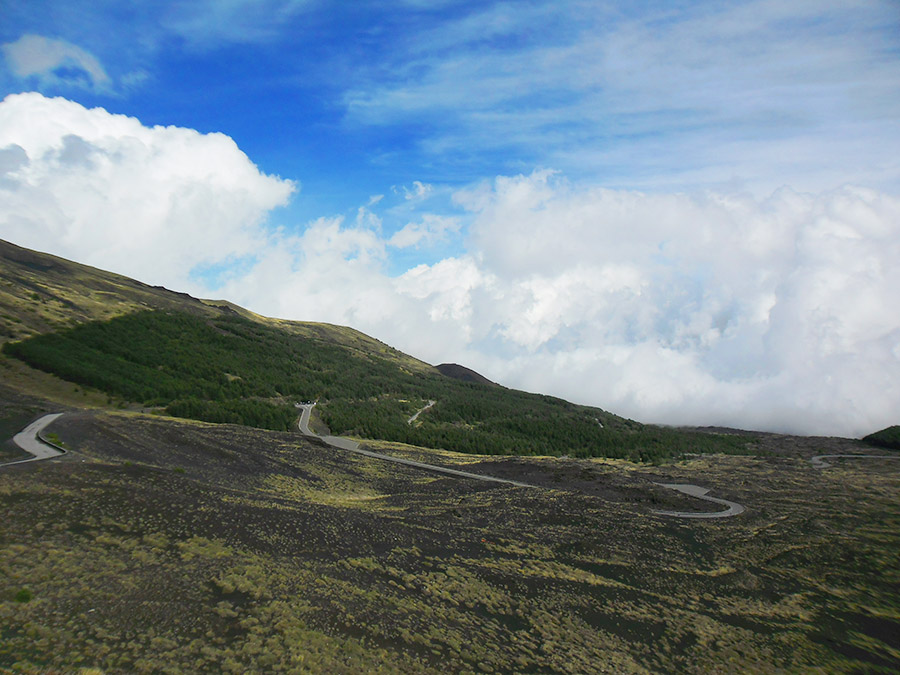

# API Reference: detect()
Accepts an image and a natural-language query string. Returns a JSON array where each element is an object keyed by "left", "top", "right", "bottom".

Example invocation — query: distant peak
[{"left": 435, "top": 363, "right": 495, "bottom": 386}]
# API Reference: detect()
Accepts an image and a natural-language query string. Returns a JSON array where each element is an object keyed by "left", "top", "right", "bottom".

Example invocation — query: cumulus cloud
[
  {"left": 2, "top": 35, "right": 111, "bottom": 92},
  {"left": 398, "top": 172, "right": 900, "bottom": 437},
  {"left": 0, "top": 92, "right": 295, "bottom": 291}
]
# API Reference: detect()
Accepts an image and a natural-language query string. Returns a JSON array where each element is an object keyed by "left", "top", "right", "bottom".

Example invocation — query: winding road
[
  {"left": 296, "top": 403, "right": 534, "bottom": 488},
  {"left": 652, "top": 483, "right": 745, "bottom": 519},
  {"left": 810, "top": 453, "right": 900, "bottom": 469},
  {"left": 407, "top": 400, "right": 436, "bottom": 425},
  {"left": 0, "top": 409, "right": 770, "bottom": 518},
  {"left": 8, "top": 401, "right": 895, "bottom": 525},
  {"left": 26, "top": 407, "right": 896, "bottom": 520},
  {"left": 2, "top": 413, "right": 66, "bottom": 468}
]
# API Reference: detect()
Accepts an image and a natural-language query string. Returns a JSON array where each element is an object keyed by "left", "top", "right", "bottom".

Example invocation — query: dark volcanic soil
[{"left": 1, "top": 405, "right": 898, "bottom": 673}]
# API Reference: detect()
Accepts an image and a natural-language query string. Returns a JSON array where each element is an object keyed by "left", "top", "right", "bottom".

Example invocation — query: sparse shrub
[
  {"left": 44, "top": 432, "right": 69, "bottom": 449},
  {"left": 142, "top": 532, "right": 170, "bottom": 549},
  {"left": 178, "top": 535, "right": 232, "bottom": 561}
]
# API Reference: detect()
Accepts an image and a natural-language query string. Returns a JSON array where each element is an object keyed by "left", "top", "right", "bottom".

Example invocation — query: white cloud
[
  {"left": 393, "top": 180, "right": 434, "bottom": 202},
  {"left": 389, "top": 214, "right": 460, "bottom": 249},
  {"left": 224, "top": 170, "right": 900, "bottom": 438},
  {"left": 420, "top": 172, "right": 900, "bottom": 437},
  {"left": 2, "top": 34, "right": 111, "bottom": 92},
  {"left": 0, "top": 92, "right": 295, "bottom": 291},
  {"left": 161, "top": 0, "right": 317, "bottom": 47}
]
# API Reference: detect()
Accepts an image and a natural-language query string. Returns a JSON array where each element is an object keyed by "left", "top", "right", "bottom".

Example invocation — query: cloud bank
[
  {"left": 443, "top": 173, "right": 900, "bottom": 437},
  {"left": 2, "top": 93, "right": 898, "bottom": 438}
]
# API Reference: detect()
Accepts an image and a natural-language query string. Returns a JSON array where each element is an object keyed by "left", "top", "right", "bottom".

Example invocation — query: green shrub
[{"left": 15, "top": 588, "right": 32, "bottom": 603}]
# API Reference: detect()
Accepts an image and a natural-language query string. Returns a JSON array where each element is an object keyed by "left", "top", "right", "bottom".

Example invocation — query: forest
[{"left": 3, "top": 309, "right": 754, "bottom": 461}]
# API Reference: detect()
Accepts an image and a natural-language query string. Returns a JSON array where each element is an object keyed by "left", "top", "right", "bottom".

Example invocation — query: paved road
[
  {"left": 810, "top": 453, "right": 899, "bottom": 469},
  {"left": 2, "top": 413, "right": 66, "bottom": 468},
  {"left": 407, "top": 400, "right": 436, "bottom": 425},
  {"left": 652, "top": 482, "right": 745, "bottom": 519},
  {"left": 297, "top": 403, "right": 315, "bottom": 435},
  {"left": 296, "top": 403, "right": 534, "bottom": 488}
]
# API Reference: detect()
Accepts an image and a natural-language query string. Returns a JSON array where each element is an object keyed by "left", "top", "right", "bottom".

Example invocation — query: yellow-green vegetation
[
  {"left": 263, "top": 472, "right": 399, "bottom": 510},
  {"left": 0, "top": 352, "right": 114, "bottom": 410},
  {"left": 1, "top": 409, "right": 898, "bottom": 673},
  {"left": 0, "top": 239, "right": 219, "bottom": 344}
]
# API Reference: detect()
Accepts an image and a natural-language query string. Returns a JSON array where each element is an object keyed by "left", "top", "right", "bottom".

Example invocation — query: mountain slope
[
  {"left": 1, "top": 239, "right": 753, "bottom": 461},
  {"left": 0, "top": 238, "right": 216, "bottom": 341},
  {"left": 0, "top": 238, "right": 435, "bottom": 375}
]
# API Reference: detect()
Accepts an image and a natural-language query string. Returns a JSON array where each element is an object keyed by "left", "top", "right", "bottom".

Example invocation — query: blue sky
[
  {"left": 2, "top": 1, "right": 900, "bottom": 435},
  {"left": 5, "top": 1, "right": 898, "bottom": 221}
]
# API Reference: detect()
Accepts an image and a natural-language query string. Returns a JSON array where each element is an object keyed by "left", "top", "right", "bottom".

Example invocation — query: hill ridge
[{"left": 0, "top": 238, "right": 435, "bottom": 374}]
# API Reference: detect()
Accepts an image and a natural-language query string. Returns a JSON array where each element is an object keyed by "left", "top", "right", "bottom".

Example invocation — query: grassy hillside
[
  {"left": 0, "top": 238, "right": 435, "bottom": 375},
  {"left": 0, "top": 239, "right": 216, "bottom": 342},
  {"left": 3, "top": 308, "right": 753, "bottom": 461}
]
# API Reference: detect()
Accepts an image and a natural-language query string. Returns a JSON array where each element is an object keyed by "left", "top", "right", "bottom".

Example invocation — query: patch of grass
[
  {"left": 43, "top": 432, "right": 69, "bottom": 449},
  {"left": 0, "top": 353, "right": 110, "bottom": 409}
]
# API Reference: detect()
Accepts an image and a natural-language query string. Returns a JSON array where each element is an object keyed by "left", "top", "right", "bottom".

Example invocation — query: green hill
[
  {"left": 863, "top": 425, "right": 900, "bottom": 451},
  {"left": 0, "top": 238, "right": 435, "bottom": 373},
  {"left": 2, "top": 307, "right": 753, "bottom": 461}
]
